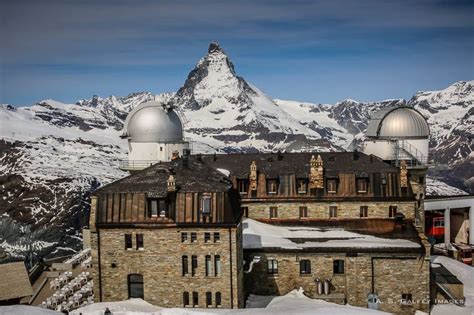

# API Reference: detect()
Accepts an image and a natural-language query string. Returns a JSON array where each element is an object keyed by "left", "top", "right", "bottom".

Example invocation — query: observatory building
[
  {"left": 363, "top": 105, "right": 429, "bottom": 168},
  {"left": 119, "top": 101, "right": 190, "bottom": 170}
]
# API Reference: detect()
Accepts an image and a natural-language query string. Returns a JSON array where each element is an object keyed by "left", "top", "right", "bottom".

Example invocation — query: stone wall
[
  {"left": 244, "top": 201, "right": 416, "bottom": 220},
  {"left": 244, "top": 251, "right": 430, "bottom": 315},
  {"left": 90, "top": 225, "right": 243, "bottom": 309}
]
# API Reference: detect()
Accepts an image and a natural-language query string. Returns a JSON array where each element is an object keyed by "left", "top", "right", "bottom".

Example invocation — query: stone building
[
  {"left": 89, "top": 156, "right": 244, "bottom": 308},
  {"left": 87, "top": 103, "right": 432, "bottom": 314}
]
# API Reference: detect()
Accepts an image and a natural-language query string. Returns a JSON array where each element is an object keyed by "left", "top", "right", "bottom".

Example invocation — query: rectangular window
[
  {"left": 204, "top": 232, "right": 211, "bottom": 243},
  {"left": 357, "top": 179, "right": 367, "bottom": 193},
  {"left": 150, "top": 200, "right": 158, "bottom": 217},
  {"left": 159, "top": 199, "right": 168, "bottom": 217},
  {"left": 267, "top": 180, "right": 278, "bottom": 194},
  {"left": 270, "top": 206, "right": 278, "bottom": 219},
  {"left": 327, "top": 179, "right": 337, "bottom": 193},
  {"left": 213, "top": 232, "right": 220, "bottom": 242},
  {"left": 136, "top": 234, "right": 144, "bottom": 250},
  {"left": 267, "top": 259, "right": 278, "bottom": 274},
  {"left": 181, "top": 232, "right": 188, "bottom": 243},
  {"left": 389, "top": 205, "right": 397, "bottom": 218},
  {"left": 300, "top": 259, "right": 311, "bottom": 274},
  {"left": 183, "top": 292, "right": 189, "bottom": 307},
  {"left": 206, "top": 292, "right": 212, "bottom": 307},
  {"left": 242, "top": 207, "right": 249, "bottom": 218},
  {"left": 433, "top": 218, "right": 444, "bottom": 227},
  {"left": 333, "top": 259, "right": 344, "bottom": 274},
  {"left": 360, "top": 206, "right": 368, "bottom": 218},
  {"left": 297, "top": 180, "right": 307, "bottom": 194},
  {"left": 191, "top": 232, "right": 197, "bottom": 243},
  {"left": 205, "top": 255, "right": 212, "bottom": 276},
  {"left": 299, "top": 206, "right": 308, "bottom": 218},
  {"left": 192, "top": 292, "right": 198, "bottom": 307},
  {"left": 202, "top": 195, "right": 212, "bottom": 216},
  {"left": 329, "top": 206, "right": 337, "bottom": 218},
  {"left": 182, "top": 256, "right": 188, "bottom": 276},
  {"left": 215, "top": 292, "right": 222, "bottom": 307},
  {"left": 125, "top": 234, "right": 132, "bottom": 250},
  {"left": 238, "top": 180, "right": 248, "bottom": 194},
  {"left": 214, "top": 255, "right": 221, "bottom": 276},
  {"left": 401, "top": 293, "right": 413, "bottom": 305},
  {"left": 192, "top": 255, "right": 198, "bottom": 276}
]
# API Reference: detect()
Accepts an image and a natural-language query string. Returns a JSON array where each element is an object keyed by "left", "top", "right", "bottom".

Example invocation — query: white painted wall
[
  {"left": 128, "top": 141, "right": 190, "bottom": 162},
  {"left": 363, "top": 138, "right": 429, "bottom": 161}
]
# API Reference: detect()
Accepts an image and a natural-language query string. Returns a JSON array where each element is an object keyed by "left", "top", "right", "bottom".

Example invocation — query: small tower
[
  {"left": 119, "top": 101, "right": 190, "bottom": 171},
  {"left": 309, "top": 155, "right": 324, "bottom": 189},
  {"left": 249, "top": 161, "right": 258, "bottom": 191}
]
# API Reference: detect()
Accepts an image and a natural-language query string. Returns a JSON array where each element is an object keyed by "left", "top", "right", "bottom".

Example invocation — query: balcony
[{"left": 119, "top": 160, "right": 161, "bottom": 171}]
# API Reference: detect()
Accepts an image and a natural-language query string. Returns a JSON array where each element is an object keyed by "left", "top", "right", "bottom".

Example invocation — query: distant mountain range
[{"left": 0, "top": 43, "right": 472, "bottom": 262}]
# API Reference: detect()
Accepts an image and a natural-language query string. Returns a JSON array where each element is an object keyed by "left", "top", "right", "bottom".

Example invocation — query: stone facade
[
  {"left": 244, "top": 251, "right": 430, "bottom": 315},
  {"left": 90, "top": 219, "right": 243, "bottom": 308},
  {"left": 243, "top": 201, "right": 416, "bottom": 220}
]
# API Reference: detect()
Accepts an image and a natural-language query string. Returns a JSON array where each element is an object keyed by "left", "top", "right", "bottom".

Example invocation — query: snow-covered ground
[
  {"left": 430, "top": 255, "right": 474, "bottom": 315},
  {"left": 242, "top": 218, "right": 420, "bottom": 250}
]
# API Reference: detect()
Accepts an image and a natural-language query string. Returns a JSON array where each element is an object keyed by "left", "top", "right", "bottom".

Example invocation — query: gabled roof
[
  {"left": 199, "top": 151, "right": 397, "bottom": 178},
  {"left": 94, "top": 156, "right": 233, "bottom": 195},
  {"left": 0, "top": 262, "right": 33, "bottom": 301}
]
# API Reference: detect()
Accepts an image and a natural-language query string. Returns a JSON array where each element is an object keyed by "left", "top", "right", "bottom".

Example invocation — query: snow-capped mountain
[{"left": 0, "top": 43, "right": 472, "bottom": 262}]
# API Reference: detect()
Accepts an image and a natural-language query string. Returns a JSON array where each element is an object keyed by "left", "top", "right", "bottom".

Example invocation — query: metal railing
[
  {"left": 391, "top": 140, "right": 428, "bottom": 167},
  {"left": 119, "top": 160, "right": 161, "bottom": 170}
]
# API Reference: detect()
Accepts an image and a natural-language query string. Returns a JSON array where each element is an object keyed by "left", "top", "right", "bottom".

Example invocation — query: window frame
[
  {"left": 183, "top": 292, "right": 190, "bottom": 307},
  {"left": 327, "top": 179, "right": 337, "bottom": 194},
  {"left": 192, "top": 291, "right": 198, "bottom": 307},
  {"left": 389, "top": 205, "right": 397, "bottom": 218},
  {"left": 267, "top": 179, "right": 278, "bottom": 194},
  {"left": 356, "top": 178, "right": 368, "bottom": 193},
  {"left": 270, "top": 206, "right": 278, "bottom": 219},
  {"left": 204, "top": 232, "right": 211, "bottom": 243},
  {"left": 299, "top": 259, "right": 311, "bottom": 275},
  {"left": 297, "top": 179, "right": 307, "bottom": 194},
  {"left": 182, "top": 255, "right": 189, "bottom": 276},
  {"left": 299, "top": 206, "right": 308, "bottom": 218},
  {"left": 191, "top": 232, "right": 197, "bottom": 243},
  {"left": 333, "top": 259, "right": 345, "bottom": 275},
  {"left": 136, "top": 233, "right": 144, "bottom": 250},
  {"left": 215, "top": 292, "right": 222, "bottom": 307},
  {"left": 214, "top": 255, "right": 221, "bottom": 276},
  {"left": 213, "top": 232, "right": 220, "bottom": 243},
  {"left": 360, "top": 206, "right": 368, "bottom": 218},
  {"left": 127, "top": 274, "right": 144, "bottom": 299},
  {"left": 267, "top": 259, "right": 278, "bottom": 274},
  {"left": 205, "top": 255, "right": 212, "bottom": 276},
  {"left": 181, "top": 232, "right": 188, "bottom": 243},
  {"left": 237, "top": 180, "right": 248, "bottom": 194},
  {"left": 191, "top": 255, "right": 198, "bottom": 276},
  {"left": 329, "top": 206, "right": 337, "bottom": 218},
  {"left": 201, "top": 195, "right": 212, "bottom": 216},
  {"left": 205, "top": 291, "right": 212, "bottom": 307},
  {"left": 125, "top": 234, "right": 133, "bottom": 250}
]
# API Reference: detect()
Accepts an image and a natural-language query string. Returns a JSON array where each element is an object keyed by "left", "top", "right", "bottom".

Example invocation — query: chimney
[{"left": 167, "top": 175, "right": 176, "bottom": 192}]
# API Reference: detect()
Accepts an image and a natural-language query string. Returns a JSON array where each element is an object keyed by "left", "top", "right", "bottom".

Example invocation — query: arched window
[
  {"left": 128, "top": 274, "right": 144, "bottom": 299},
  {"left": 183, "top": 292, "right": 190, "bottom": 306}
]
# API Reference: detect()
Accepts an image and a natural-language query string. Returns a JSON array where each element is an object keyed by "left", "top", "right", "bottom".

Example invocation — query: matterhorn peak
[{"left": 208, "top": 42, "right": 224, "bottom": 54}]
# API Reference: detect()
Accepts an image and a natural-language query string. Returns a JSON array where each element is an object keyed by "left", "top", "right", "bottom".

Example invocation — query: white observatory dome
[
  {"left": 366, "top": 106, "right": 429, "bottom": 139},
  {"left": 121, "top": 101, "right": 183, "bottom": 143}
]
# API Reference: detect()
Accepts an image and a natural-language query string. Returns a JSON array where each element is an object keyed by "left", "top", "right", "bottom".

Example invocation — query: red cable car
[{"left": 426, "top": 216, "right": 444, "bottom": 238}]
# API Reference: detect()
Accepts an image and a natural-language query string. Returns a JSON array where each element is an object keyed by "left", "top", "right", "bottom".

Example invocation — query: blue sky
[{"left": 1, "top": 0, "right": 473, "bottom": 106}]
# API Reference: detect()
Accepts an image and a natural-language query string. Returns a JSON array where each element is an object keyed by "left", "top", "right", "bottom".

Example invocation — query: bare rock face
[{"left": 0, "top": 43, "right": 472, "bottom": 263}]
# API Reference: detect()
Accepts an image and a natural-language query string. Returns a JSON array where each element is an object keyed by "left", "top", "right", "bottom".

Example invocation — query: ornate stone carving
[
  {"left": 249, "top": 161, "right": 257, "bottom": 191},
  {"left": 309, "top": 155, "right": 324, "bottom": 189},
  {"left": 400, "top": 160, "right": 408, "bottom": 188}
]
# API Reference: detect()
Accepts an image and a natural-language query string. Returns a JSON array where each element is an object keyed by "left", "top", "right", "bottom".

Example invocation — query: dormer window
[
  {"left": 237, "top": 180, "right": 248, "bottom": 194},
  {"left": 149, "top": 199, "right": 168, "bottom": 218},
  {"left": 327, "top": 179, "right": 337, "bottom": 194},
  {"left": 267, "top": 180, "right": 278, "bottom": 194},
  {"left": 357, "top": 178, "right": 368, "bottom": 193},
  {"left": 201, "top": 195, "right": 212, "bottom": 216},
  {"left": 297, "top": 179, "right": 307, "bottom": 194}
]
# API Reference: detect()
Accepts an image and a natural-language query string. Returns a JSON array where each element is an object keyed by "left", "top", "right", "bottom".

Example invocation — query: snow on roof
[
  {"left": 243, "top": 218, "right": 421, "bottom": 250},
  {"left": 430, "top": 255, "right": 474, "bottom": 315}
]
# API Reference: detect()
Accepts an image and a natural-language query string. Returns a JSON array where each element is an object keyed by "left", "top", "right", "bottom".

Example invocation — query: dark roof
[
  {"left": 94, "top": 156, "right": 233, "bottom": 195},
  {"left": 0, "top": 262, "right": 33, "bottom": 301},
  {"left": 199, "top": 151, "right": 397, "bottom": 178}
]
